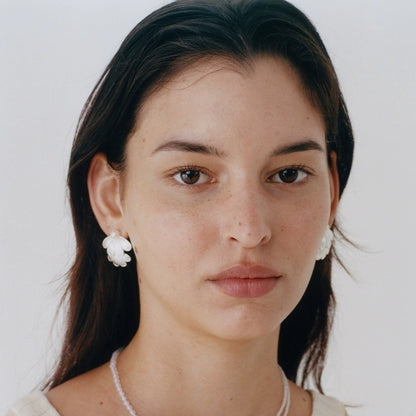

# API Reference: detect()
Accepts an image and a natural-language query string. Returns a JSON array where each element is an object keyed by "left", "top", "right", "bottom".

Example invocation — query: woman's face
[{"left": 119, "top": 56, "right": 338, "bottom": 341}]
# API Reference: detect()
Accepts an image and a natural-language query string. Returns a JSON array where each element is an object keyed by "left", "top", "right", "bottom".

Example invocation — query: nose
[{"left": 220, "top": 183, "right": 272, "bottom": 249}]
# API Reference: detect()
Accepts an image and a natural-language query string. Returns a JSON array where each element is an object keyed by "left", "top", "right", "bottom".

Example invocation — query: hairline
[{"left": 127, "top": 52, "right": 327, "bottom": 150}]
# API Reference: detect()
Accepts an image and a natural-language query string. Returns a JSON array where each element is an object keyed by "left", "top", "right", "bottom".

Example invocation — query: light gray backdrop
[{"left": 1, "top": 1, "right": 415, "bottom": 414}]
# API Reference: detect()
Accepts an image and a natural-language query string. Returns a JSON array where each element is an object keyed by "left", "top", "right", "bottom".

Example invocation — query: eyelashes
[
  {"left": 170, "top": 164, "right": 313, "bottom": 186},
  {"left": 171, "top": 165, "right": 212, "bottom": 185},
  {"left": 267, "top": 165, "right": 311, "bottom": 184}
]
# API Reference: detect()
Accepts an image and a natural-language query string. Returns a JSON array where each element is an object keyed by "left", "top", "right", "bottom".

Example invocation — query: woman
[{"left": 7, "top": 0, "right": 353, "bottom": 415}]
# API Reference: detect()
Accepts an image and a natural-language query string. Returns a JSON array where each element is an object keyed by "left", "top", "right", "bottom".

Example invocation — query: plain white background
[{"left": 1, "top": 1, "right": 415, "bottom": 414}]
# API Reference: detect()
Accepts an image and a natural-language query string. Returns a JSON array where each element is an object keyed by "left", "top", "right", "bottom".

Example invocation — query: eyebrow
[
  {"left": 270, "top": 139, "right": 324, "bottom": 157},
  {"left": 151, "top": 139, "right": 225, "bottom": 157},
  {"left": 151, "top": 138, "right": 324, "bottom": 157}
]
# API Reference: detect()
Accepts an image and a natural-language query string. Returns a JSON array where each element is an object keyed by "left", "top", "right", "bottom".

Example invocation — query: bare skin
[{"left": 47, "top": 363, "right": 312, "bottom": 416}]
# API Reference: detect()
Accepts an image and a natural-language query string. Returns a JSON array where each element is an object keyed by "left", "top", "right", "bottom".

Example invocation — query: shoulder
[
  {"left": 6, "top": 363, "right": 115, "bottom": 416},
  {"left": 5, "top": 392, "right": 60, "bottom": 416},
  {"left": 44, "top": 363, "right": 118, "bottom": 416},
  {"left": 309, "top": 390, "right": 349, "bottom": 416}
]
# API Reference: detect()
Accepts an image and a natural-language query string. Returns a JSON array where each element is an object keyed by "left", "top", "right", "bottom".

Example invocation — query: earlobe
[
  {"left": 328, "top": 151, "right": 340, "bottom": 226},
  {"left": 87, "top": 153, "right": 124, "bottom": 236}
]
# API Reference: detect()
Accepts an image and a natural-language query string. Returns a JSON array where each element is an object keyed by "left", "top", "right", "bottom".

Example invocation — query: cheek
[
  {"left": 269, "top": 202, "right": 329, "bottom": 316},
  {"left": 285, "top": 207, "right": 326, "bottom": 246},
  {"left": 126, "top": 196, "right": 210, "bottom": 278},
  {"left": 278, "top": 196, "right": 330, "bottom": 273}
]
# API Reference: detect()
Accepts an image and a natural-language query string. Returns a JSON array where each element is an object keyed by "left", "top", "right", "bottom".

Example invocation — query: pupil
[
  {"left": 181, "top": 170, "right": 200, "bottom": 184},
  {"left": 279, "top": 169, "right": 298, "bottom": 183}
]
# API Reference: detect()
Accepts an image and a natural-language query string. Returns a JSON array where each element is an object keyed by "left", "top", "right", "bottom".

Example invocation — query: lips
[{"left": 208, "top": 265, "right": 281, "bottom": 298}]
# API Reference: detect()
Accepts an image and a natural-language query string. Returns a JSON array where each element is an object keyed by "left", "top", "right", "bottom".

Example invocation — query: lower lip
[{"left": 210, "top": 277, "right": 279, "bottom": 298}]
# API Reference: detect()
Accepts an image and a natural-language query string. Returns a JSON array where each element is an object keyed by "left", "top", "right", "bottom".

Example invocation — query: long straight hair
[{"left": 48, "top": 0, "right": 354, "bottom": 391}]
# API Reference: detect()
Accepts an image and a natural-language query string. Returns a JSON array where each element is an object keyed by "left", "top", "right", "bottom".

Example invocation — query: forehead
[
  {"left": 129, "top": 55, "right": 324, "bottom": 152},
  {"left": 139, "top": 54, "right": 317, "bottom": 112}
]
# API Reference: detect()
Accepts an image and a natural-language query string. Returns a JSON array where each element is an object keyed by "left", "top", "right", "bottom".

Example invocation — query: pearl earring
[
  {"left": 102, "top": 232, "right": 132, "bottom": 267},
  {"left": 315, "top": 226, "right": 333, "bottom": 261}
]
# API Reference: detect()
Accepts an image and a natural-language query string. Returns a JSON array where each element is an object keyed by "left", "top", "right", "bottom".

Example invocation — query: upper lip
[{"left": 209, "top": 264, "right": 280, "bottom": 281}]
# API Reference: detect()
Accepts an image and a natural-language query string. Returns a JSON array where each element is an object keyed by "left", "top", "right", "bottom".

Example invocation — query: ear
[
  {"left": 87, "top": 153, "right": 125, "bottom": 236},
  {"left": 328, "top": 151, "right": 340, "bottom": 226}
]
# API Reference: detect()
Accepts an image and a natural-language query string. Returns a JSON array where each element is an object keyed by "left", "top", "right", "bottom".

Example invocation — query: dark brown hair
[{"left": 48, "top": 0, "right": 354, "bottom": 392}]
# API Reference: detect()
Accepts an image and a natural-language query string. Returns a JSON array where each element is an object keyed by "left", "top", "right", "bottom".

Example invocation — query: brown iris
[
  {"left": 278, "top": 168, "right": 300, "bottom": 183},
  {"left": 180, "top": 169, "right": 201, "bottom": 184}
]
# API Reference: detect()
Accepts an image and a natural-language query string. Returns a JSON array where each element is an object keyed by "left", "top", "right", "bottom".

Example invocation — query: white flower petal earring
[
  {"left": 315, "top": 226, "right": 334, "bottom": 261},
  {"left": 102, "top": 231, "right": 132, "bottom": 267}
]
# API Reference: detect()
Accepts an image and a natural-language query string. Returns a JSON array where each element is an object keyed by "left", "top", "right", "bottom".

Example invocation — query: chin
[{"left": 204, "top": 303, "right": 284, "bottom": 343}]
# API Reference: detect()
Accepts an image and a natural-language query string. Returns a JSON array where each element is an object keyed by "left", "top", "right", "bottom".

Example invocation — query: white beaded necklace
[{"left": 110, "top": 349, "right": 291, "bottom": 416}]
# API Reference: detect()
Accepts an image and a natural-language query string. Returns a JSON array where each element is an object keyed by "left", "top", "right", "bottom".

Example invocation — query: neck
[{"left": 116, "top": 318, "right": 284, "bottom": 416}]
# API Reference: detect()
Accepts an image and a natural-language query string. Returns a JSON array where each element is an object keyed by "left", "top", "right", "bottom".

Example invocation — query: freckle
[
  {"left": 142, "top": 138, "right": 146, "bottom": 143},
  {"left": 238, "top": 222, "right": 242, "bottom": 226},
  {"left": 229, "top": 397, "right": 234, "bottom": 401},
  {"left": 99, "top": 401, "right": 103, "bottom": 406}
]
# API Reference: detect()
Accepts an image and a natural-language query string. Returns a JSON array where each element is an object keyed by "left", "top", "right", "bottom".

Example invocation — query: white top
[
  {"left": 6, "top": 393, "right": 59, "bottom": 416},
  {"left": 6, "top": 390, "right": 348, "bottom": 416}
]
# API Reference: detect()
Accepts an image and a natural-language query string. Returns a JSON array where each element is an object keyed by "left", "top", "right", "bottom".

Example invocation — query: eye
[
  {"left": 172, "top": 168, "right": 210, "bottom": 185},
  {"left": 269, "top": 167, "right": 309, "bottom": 184}
]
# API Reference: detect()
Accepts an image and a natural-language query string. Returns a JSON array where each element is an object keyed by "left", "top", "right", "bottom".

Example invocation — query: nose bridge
[{"left": 222, "top": 177, "right": 271, "bottom": 247}]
